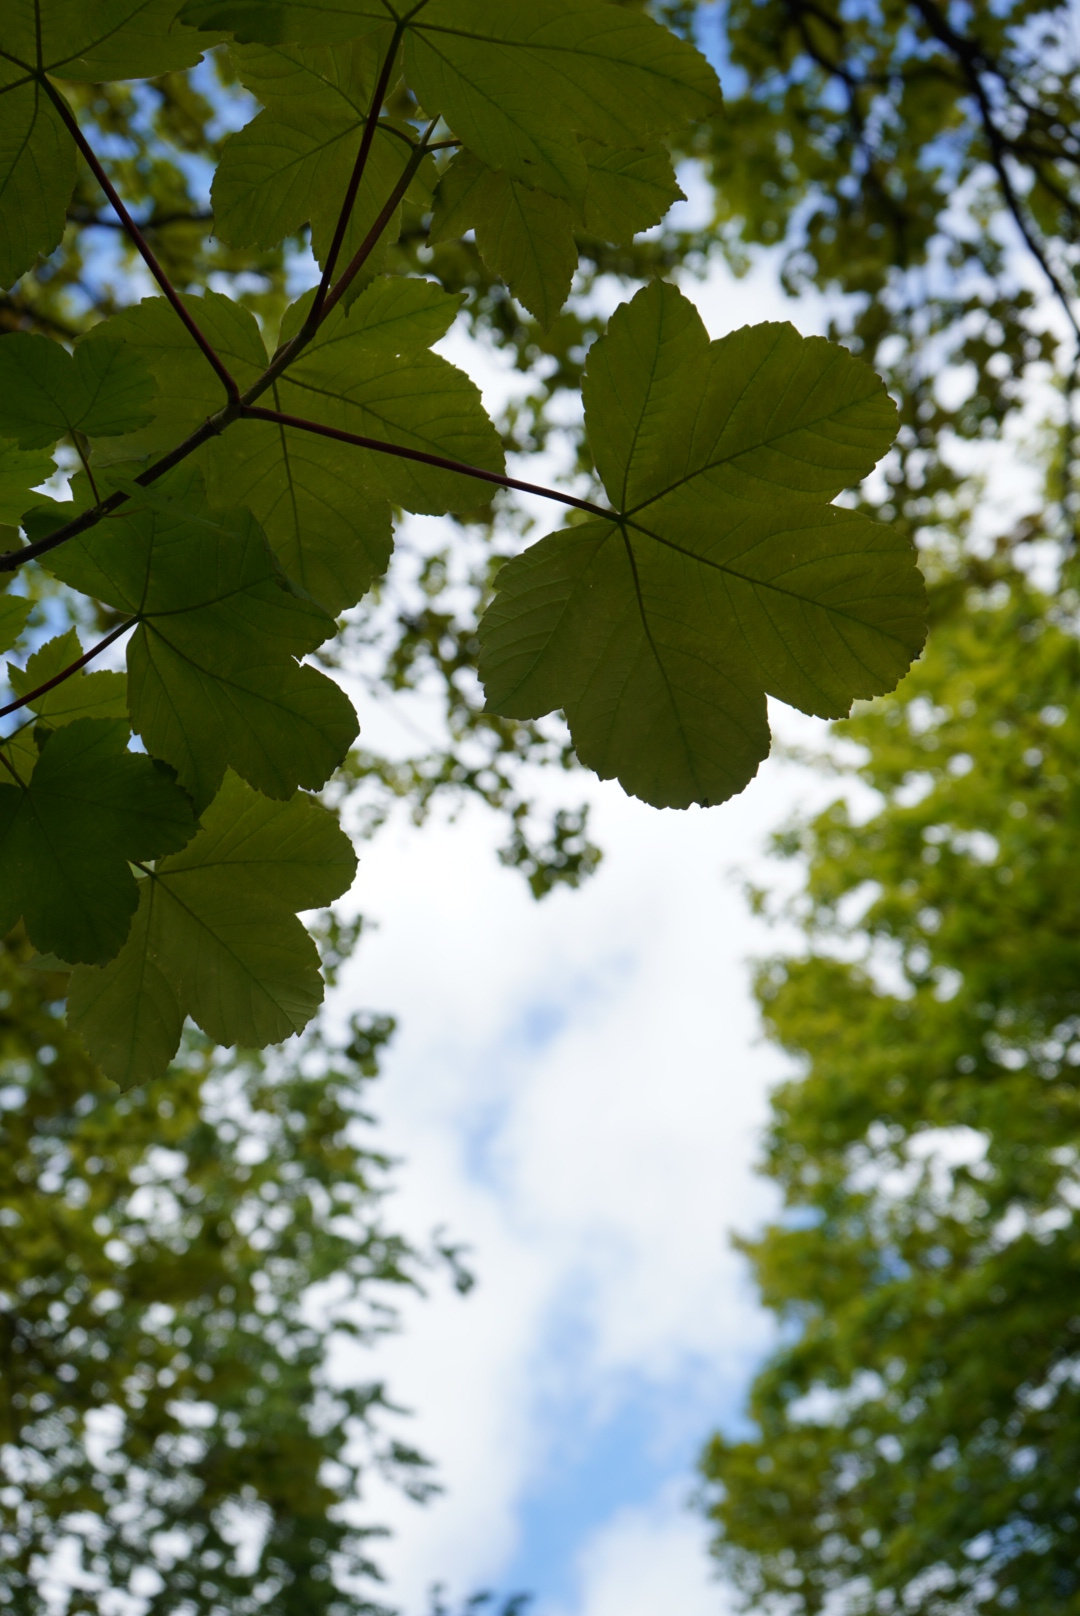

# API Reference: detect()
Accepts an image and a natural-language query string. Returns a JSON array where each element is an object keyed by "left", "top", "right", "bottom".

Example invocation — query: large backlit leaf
[
  {"left": 430, "top": 142, "right": 683, "bottom": 327},
  {"left": 68, "top": 772, "right": 357, "bottom": 1086},
  {"left": 0, "top": 442, "right": 56, "bottom": 523},
  {"left": 45, "top": 468, "right": 358, "bottom": 809},
  {"left": 8, "top": 628, "right": 128, "bottom": 725},
  {"left": 480, "top": 281, "right": 925, "bottom": 808},
  {"left": 0, "top": 716, "right": 197, "bottom": 964},
  {"left": 0, "top": 328, "right": 158, "bottom": 449},
  {"left": 0, "top": 3, "right": 218, "bottom": 285},
  {"left": 181, "top": 0, "right": 721, "bottom": 201},
  {"left": 214, "top": 39, "right": 420, "bottom": 269}
]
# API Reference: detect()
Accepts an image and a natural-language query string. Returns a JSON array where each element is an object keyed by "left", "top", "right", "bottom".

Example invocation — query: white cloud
[
  {"left": 333, "top": 712, "right": 836, "bottom": 1611},
  {"left": 548, "top": 1482, "right": 738, "bottom": 1616}
]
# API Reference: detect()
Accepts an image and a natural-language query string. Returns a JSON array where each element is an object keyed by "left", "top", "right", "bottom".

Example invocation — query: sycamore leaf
[
  {"left": 0, "top": 442, "right": 56, "bottom": 524},
  {"left": 4, "top": 1, "right": 217, "bottom": 81},
  {"left": 96, "top": 281, "right": 502, "bottom": 605},
  {"left": 578, "top": 139, "right": 685, "bottom": 243},
  {"left": 182, "top": 1, "right": 721, "bottom": 202},
  {"left": 84, "top": 293, "right": 394, "bottom": 613},
  {"left": 0, "top": 329, "right": 158, "bottom": 450},
  {"left": 0, "top": 596, "right": 33, "bottom": 656},
  {"left": 0, "top": 83, "right": 74, "bottom": 290},
  {"left": 431, "top": 153, "right": 578, "bottom": 329},
  {"left": 68, "top": 772, "right": 357, "bottom": 1087},
  {"left": 430, "top": 143, "right": 683, "bottom": 327},
  {"left": 0, "top": 716, "right": 198, "bottom": 964},
  {"left": 0, "top": 4, "right": 218, "bottom": 286},
  {"left": 402, "top": 1, "right": 718, "bottom": 203},
  {"left": 214, "top": 39, "right": 421, "bottom": 271},
  {"left": 266, "top": 277, "right": 504, "bottom": 514},
  {"left": 8, "top": 628, "right": 128, "bottom": 724},
  {"left": 179, "top": 0, "right": 389, "bottom": 44},
  {"left": 45, "top": 468, "right": 358, "bottom": 810},
  {"left": 479, "top": 281, "right": 925, "bottom": 809}
]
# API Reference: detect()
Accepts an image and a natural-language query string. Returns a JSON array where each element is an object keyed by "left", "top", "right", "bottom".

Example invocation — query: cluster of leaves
[
  {"left": 700, "top": 554, "right": 1080, "bottom": 1614},
  {"left": 0, "top": 929, "right": 440, "bottom": 1614},
  {"left": 0, "top": 1, "right": 925, "bottom": 1085},
  {"left": 711, "top": 0, "right": 1080, "bottom": 547}
]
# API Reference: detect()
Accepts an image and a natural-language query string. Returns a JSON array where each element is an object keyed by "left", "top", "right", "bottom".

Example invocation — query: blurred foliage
[
  {"left": 701, "top": 552, "right": 1080, "bottom": 1611},
  {"left": 711, "top": 0, "right": 1080, "bottom": 544},
  {"left": 699, "top": 5, "right": 1080, "bottom": 1610},
  {"left": 0, "top": 926, "right": 449, "bottom": 1612}
]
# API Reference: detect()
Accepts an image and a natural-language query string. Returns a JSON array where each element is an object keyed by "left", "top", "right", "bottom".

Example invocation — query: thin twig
[
  {"left": 309, "top": 22, "right": 405, "bottom": 322},
  {"left": 42, "top": 77, "right": 241, "bottom": 402},
  {"left": 239, "top": 404, "right": 614, "bottom": 520},
  {"left": 243, "top": 126, "right": 438, "bottom": 404},
  {"left": 0, "top": 618, "right": 135, "bottom": 721},
  {"left": 319, "top": 120, "right": 438, "bottom": 324}
]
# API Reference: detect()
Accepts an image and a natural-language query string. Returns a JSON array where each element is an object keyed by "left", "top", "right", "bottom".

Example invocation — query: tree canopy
[
  {"left": 0, "top": 926, "right": 447, "bottom": 1613},
  {"left": 698, "top": 3, "right": 1080, "bottom": 1607},
  {"left": 701, "top": 552, "right": 1080, "bottom": 1614}
]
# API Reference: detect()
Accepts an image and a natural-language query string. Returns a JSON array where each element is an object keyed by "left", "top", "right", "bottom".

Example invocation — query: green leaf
[
  {"left": 0, "top": 596, "right": 32, "bottom": 656},
  {"left": 89, "top": 289, "right": 268, "bottom": 463},
  {"left": 0, "top": 442, "right": 56, "bottom": 523},
  {"left": 0, "top": 328, "right": 158, "bottom": 450},
  {"left": 45, "top": 467, "right": 358, "bottom": 810},
  {"left": 0, "top": 716, "right": 197, "bottom": 964},
  {"left": 402, "top": 1, "right": 720, "bottom": 203},
  {"left": 94, "top": 287, "right": 432, "bottom": 611},
  {"left": 0, "top": 4, "right": 218, "bottom": 285},
  {"left": 179, "top": 0, "right": 389, "bottom": 45},
  {"left": 265, "top": 277, "right": 504, "bottom": 514},
  {"left": 479, "top": 281, "right": 925, "bottom": 809},
  {"left": 213, "top": 39, "right": 415, "bottom": 270},
  {"left": 431, "top": 153, "right": 578, "bottom": 329},
  {"left": 8, "top": 628, "right": 128, "bottom": 724},
  {"left": 578, "top": 138, "right": 685, "bottom": 243},
  {"left": 69, "top": 772, "right": 357, "bottom": 1086},
  {"left": 184, "top": 1, "right": 721, "bottom": 200},
  {"left": 0, "top": 83, "right": 74, "bottom": 289},
  {"left": 4, "top": 1, "right": 218, "bottom": 81},
  {"left": 430, "top": 141, "right": 683, "bottom": 327}
]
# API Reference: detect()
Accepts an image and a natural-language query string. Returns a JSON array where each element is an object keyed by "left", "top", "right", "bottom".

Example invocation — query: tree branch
[
  {"left": 318, "top": 120, "right": 438, "bottom": 325},
  {"left": 0, "top": 618, "right": 134, "bottom": 723},
  {"left": 239, "top": 405, "right": 614, "bottom": 520},
  {"left": 309, "top": 22, "right": 405, "bottom": 322},
  {"left": 42, "top": 77, "right": 241, "bottom": 403}
]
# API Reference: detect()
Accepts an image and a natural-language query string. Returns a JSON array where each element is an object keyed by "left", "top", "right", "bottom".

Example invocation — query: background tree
[
  {"left": 701, "top": 548, "right": 1080, "bottom": 1614},
  {"left": 0, "top": 921, "right": 455, "bottom": 1614},
  {"left": 698, "top": 3, "right": 1080, "bottom": 1611}
]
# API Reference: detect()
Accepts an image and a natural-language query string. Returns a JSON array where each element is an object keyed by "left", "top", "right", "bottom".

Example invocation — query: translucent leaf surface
[
  {"left": 0, "top": 3, "right": 217, "bottom": 285},
  {"left": 183, "top": 1, "right": 720, "bottom": 201},
  {"left": 68, "top": 773, "right": 357, "bottom": 1086},
  {"left": 214, "top": 40, "right": 411, "bottom": 270},
  {"left": 0, "top": 329, "right": 158, "bottom": 449},
  {"left": 0, "top": 442, "right": 56, "bottom": 524},
  {"left": 0, "top": 596, "right": 33, "bottom": 656},
  {"left": 4, "top": 0, "right": 216, "bottom": 80},
  {"left": 45, "top": 469, "right": 358, "bottom": 809},
  {"left": 0, "top": 84, "right": 74, "bottom": 289},
  {"left": 480, "top": 282, "right": 926, "bottom": 809},
  {"left": 0, "top": 717, "right": 198, "bottom": 964},
  {"left": 8, "top": 629, "right": 128, "bottom": 724}
]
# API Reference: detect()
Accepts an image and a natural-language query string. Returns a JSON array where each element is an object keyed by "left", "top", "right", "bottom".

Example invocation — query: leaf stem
[
  {"left": 309, "top": 22, "right": 405, "bottom": 323},
  {"left": 0, "top": 618, "right": 135, "bottom": 722},
  {"left": 42, "top": 77, "right": 242, "bottom": 404},
  {"left": 238, "top": 405, "right": 614, "bottom": 520},
  {"left": 318, "top": 119, "right": 438, "bottom": 326}
]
